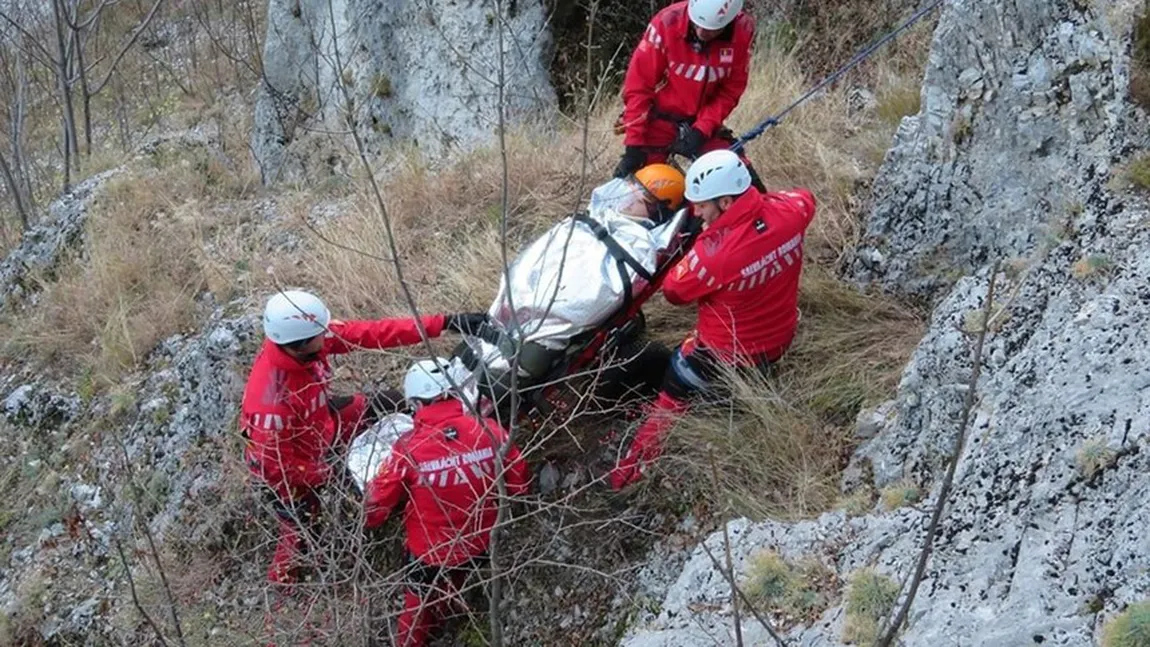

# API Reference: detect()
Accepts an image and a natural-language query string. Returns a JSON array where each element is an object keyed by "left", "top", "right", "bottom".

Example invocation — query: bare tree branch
[
  {"left": 112, "top": 536, "right": 174, "bottom": 647},
  {"left": 88, "top": 0, "right": 165, "bottom": 95},
  {"left": 875, "top": 262, "right": 1001, "bottom": 647},
  {"left": 709, "top": 448, "right": 744, "bottom": 647},
  {"left": 0, "top": 9, "right": 56, "bottom": 63}
]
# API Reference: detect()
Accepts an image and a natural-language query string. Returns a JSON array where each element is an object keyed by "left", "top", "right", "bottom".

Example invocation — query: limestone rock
[
  {"left": 252, "top": 0, "right": 557, "bottom": 184},
  {"left": 626, "top": 1, "right": 1150, "bottom": 645},
  {"left": 852, "top": 0, "right": 1147, "bottom": 299},
  {"left": 0, "top": 171, "right": 117, "bottom": 311}
]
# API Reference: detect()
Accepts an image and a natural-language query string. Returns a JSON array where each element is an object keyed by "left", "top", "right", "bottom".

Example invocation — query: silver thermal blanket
[
  {"left": 486, "top": 179, "right": 680, "bottom": 351},
  {"left": 346, "top": 413, "right": 413, "bottom": 494}
]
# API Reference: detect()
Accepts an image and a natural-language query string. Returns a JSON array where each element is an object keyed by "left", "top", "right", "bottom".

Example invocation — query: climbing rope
[{"left": 731, "top": 0, "right": 947, "bottom": 153}]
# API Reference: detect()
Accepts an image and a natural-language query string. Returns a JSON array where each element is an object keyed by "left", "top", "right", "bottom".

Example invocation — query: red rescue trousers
[{"left": 266, "top": 393, "right": 371, "bottom": 584}]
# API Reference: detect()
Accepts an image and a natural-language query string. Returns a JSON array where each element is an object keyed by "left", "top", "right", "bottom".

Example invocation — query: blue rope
[{"left": 731, "top": 0, "right": 946, "bottom": 153}]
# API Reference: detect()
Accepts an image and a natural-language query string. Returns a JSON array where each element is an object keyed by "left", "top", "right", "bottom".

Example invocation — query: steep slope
[{"left": 624, "top": 0, "right": 1150, "bottom": 645}]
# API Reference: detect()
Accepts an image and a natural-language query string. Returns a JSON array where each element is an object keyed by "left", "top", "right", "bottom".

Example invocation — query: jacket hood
[{"left": 413, "top": 398, "right": 468, "bottom": 427}]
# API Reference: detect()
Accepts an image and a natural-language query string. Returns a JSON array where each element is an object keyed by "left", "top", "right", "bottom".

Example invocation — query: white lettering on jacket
[
  {"left": 416, "top": 447, "right": 497, "bottom": 488},
  {"left": 740, "top": 234, "right": 803, "bottom": 278}
]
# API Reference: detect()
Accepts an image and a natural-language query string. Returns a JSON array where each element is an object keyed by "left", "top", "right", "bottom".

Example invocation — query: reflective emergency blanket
[
  {"left": 346, "top": 413, "right": 414, "bottom": 494},
  {"left": 345, "top": 358, "right": 481, "bottom": 493},
  {"left": 487, "top": 178, "right": 672, "bottom": 349}
]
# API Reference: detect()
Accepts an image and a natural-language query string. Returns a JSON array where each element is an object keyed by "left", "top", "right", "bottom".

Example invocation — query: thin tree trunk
[
  {"left": 73, "top": 26, "right": 93, "bottom": 157},
  {"left": 51, "top": 0, "right": 77, "bottom": 190},
  {"left": 11, "top": 48, "right": 35, "bottom": 213},
  {"left": 0, "top": 150, "right": 30, "bottom": 230},
  {"left": 114, "top": 73, "right": 131, "bottom": 151}
]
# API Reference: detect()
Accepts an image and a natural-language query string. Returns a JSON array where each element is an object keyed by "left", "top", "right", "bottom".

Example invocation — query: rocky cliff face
[
  {"left": 252, "top": 0, "right": 557, "bottom": 183},
  {"left": 853, "top": 0, "right": 1142, "bottom": 298},
  {"left": 625, "top": 0, "right": 1150, "bottom": 645}
]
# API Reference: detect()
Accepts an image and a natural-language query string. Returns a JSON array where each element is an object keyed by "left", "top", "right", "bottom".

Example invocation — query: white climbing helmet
[
  {"left": 688, "top": 0, "right": 744, "bottom": 31},
  {"left": 263, "top": 290, "right": 331, "bottom": 344},
  {"left": 403, "top": 358, "right": 456, "bottom": 403},
  {"left": 684, "top": 149, "right": 752, "bottom": 202}
]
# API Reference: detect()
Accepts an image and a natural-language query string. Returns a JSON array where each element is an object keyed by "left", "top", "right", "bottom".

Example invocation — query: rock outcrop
[
  {"left": 626, "top": 0, "right": 1150, "bottom": 645},
  {"left": 853, "top": 0, "right": 1143, "bottom": 299},
  {"left": 252, "top": 0, "right": 558, "bottom": 184},
  {"left": 0, "top": 171, "right": 118, "bottom": 311},
  {"left": 0, "top": 306, "right": 258, "bottom": 643}
]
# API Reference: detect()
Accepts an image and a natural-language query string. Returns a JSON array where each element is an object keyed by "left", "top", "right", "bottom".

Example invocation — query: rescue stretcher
[
  {"left": 451, "top": 176, "right": 700, "bottom": 422},
  {"left": 346, "top": 177, "right": 701, "bottom": 493}
]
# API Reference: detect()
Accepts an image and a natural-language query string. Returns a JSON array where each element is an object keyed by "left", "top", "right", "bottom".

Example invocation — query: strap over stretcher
[{"left": 574, "top": 212, "right": 655, "bottom": 313}]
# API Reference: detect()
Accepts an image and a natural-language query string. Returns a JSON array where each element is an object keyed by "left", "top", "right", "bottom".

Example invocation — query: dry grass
[
  {"left": 843, "top": 568, "right": 901, "bottom": 644},
  {"left": 1075, "top": 436, "right": 1117, "bottom": 479},
  {"left": 1071, "top": 253, "right": 1115, "bottom": 280},
  {"left": 277, "top": 129, "right": 601, "bottom": 318},
  {"left": 742, "top": 550, "right": 839, "bottom": 629},
  {"left": 837, "top": 488, "right": 875, "bottom": 516},
  {"left": 879, "top": 478, "right": 921, "bottom": 510},
  {"left": 1118, "top": 153, "right": 1150, "bottom": 191},
  {"left": 1102, "top": 600, "right": 1150, "bottom": 647},
  {"left": 662, "top": 267, "right": 923, "bottom": 520},
  {"left": 4, "top": 145, "right": 256, "bottom": 385},
  {"left": 1131, "top": 8, "right": 1150, "bottom": 112}
]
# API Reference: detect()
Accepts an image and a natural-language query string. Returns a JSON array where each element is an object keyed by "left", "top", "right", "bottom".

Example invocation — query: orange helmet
[{"left": 634, "top": 164, "right": 686, "bottom": 210}]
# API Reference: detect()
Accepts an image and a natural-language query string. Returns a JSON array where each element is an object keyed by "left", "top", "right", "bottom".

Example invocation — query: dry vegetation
[
  {"left": 8, "top": 146, "right": 257, "bottom": 384},
  {"left": 0, "top": 1, "right": 936, "bottom": 644},
  {"left": 842, "top": 568, "right": 901, "bottom": 644},
  {"left": 1130, "top": 6, "right": 1150, "bottom": 112},
  {"left": 742, "top": 550, "right": 839, "bottom": 629}
]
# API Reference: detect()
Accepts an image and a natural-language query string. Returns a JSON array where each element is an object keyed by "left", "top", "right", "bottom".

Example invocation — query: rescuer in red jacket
[
  {"left": 241, "top": 290, "right": 488, "bottom": 585},
  {"left": 609, "top": 149, "right": 816, "bottom": 490},
  {"left": 364, "top": 358, "right": 531, "bottom": 647},
  {"left": 613, "top": 0, "right": 765, "bottom": 192}
]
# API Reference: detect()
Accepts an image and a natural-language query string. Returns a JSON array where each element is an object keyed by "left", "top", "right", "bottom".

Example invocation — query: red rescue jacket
[
  {"left": 664, "top": 188, "right": 816, "bottom": 364},
  {"left": 363, "top": 398, "right": 531, "bottom": 566},
  {"left": 241, "top": 315, "right": 445, "bottom": 498},
  {"left": 621, "top": 1, "right": 754, "bottom": 147}
]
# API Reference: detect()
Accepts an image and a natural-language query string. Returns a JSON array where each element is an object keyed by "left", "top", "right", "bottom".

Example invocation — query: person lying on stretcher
[
  {"left": 451, "top": 163, "right": 692, "bottom": 416},
  {"left": 597, "top": 163, "right": 688, "bottom": 224}
]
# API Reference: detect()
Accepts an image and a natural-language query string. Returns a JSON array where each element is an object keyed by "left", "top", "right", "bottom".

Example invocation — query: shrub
[
  {"left": 843, "top": 568, "right": 901, "bottom": 644},
  {"left": 1102, "top": 601, "right": 1150, "bottom": 647},
  {"left": 743, "top": 550, "right": 837, "bottom": 627},
  {"left": 880, "top": 479, "right": 921, "bottom": 510},
  {"left": 1121, "top": 154, "right": 1150, "bottom": 191},
  {"left": 745, "top": 551, "right": 794, "bottom": 602},
  {"left": 1075, "top": 437, "right": 1117, "bottom": 479},
  {"left": 837, "top": 489, "right": 874, "bottom": 517},
  {"left": 1071, "top": 254, "right": 1115, "bottom": 280}
]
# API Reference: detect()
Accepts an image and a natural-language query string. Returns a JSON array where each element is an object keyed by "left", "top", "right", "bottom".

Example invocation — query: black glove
[
  {"left": 613, "top": 146, "right": 647, "bottom": 179},
  {"left": 669, "top": 126, "right": 706, "bottom": 158},
  {"left": 444, "top": 312, "right": 488, "bottom": 335}
]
